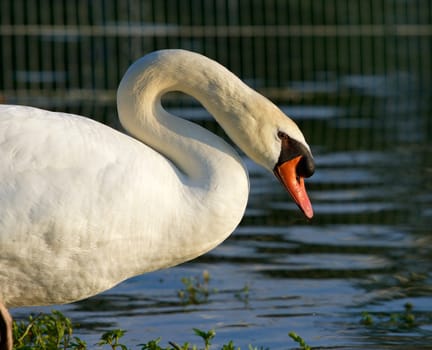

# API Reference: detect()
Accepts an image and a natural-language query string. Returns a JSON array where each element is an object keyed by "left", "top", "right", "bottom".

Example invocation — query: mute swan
[{"left": 0, "top": 49, "right": 314, "bottom": 349}]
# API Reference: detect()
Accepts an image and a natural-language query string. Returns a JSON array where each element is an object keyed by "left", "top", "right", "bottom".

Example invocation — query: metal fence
[{"left": 1, "top": 0, "right": 431, "bottom": 124}]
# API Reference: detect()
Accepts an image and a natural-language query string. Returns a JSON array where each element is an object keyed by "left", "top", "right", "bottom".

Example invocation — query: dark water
[{"left": 13, "top": 74, "right": 432, "bottom": 349}]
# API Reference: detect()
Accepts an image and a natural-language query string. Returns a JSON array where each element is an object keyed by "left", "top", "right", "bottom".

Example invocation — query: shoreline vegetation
[
  {"left": 12, "top": 310, "right": 311, "bottom": 350},
  {"left": 10, "top": 272, "right": 422, "bottom": 350}
]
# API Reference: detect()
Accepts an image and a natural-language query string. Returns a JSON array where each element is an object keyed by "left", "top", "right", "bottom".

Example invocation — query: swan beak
[{"left": 274, "top": 155, "right": 314, "bottom": 219}]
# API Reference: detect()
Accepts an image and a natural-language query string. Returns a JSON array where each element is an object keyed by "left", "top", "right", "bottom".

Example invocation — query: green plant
[
  {"left": 234, "top": 284, "right": 250, "bottom": 305},
  {"left": 220, "top": 340, "right": 239, "bottom": 350},
  {"left": 192, "top": 328, "right": 215, "bottom": 350},
  {"left": 288, "top": 331, "right": 311, "bottom": 350},
  {"left": 141, "top": 328, "right": 215, "bottom": 350},
  {"left": 360, "top": 311, "right": 374, "bottom": 326},
  {"left": 139, "top": 337, "right": 163, "bottom": 350},
  {"left": 97, "top": 329, "right": 129, "bottom": 349},
  {"left": 177, "top": 270, "right": 216, "bottom": 305},
  {"left": 360, "top": 302, "right": 418, "bottom": 330},
  {"left": 12, "top": 310, "right": 86, "bottom": 350}
]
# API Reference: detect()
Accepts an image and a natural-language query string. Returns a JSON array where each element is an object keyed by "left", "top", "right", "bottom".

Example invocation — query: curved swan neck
[
  {"left": 116, "top": 50, "right": 250, "bottom": 267},
  {"left": 118, "top": 50, "right": 310, "bottom": 175},
  {"left": 117, "top": 50, "right": 258, "bottom": 175}
]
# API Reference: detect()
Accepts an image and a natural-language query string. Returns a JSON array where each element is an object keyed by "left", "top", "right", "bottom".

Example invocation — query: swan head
[
  {"left": 272, "top": 129, "right": 315, "bottom": 220},
  {"left": 233, "top": 99, "right": 315, "bottom": 219}
]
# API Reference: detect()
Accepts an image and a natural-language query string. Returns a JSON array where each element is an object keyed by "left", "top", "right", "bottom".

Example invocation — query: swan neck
[
  {"left": 117, "top": 50, "right": 251, "bottom": 179},
  {"left": 115, "top": 51, "right": 250, "bottom": 272}
]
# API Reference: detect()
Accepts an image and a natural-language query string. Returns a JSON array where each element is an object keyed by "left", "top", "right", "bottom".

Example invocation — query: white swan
[{"left": 0, "top": 49, "right": 314, "bottom": 349}]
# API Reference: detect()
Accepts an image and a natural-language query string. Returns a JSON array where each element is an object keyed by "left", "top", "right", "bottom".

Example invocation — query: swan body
[
  {"left": 0, "top": 50, "right": 314, "bottom": 336},
  {"left": 0, "top": 103, "right": 249, "bottom": 307}
]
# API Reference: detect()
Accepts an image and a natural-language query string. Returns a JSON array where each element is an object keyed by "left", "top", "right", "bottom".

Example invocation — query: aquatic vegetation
[
  {"left": 234, "top": 284, "right": 250, "bottom": 305},
  {"left": 12, "top": 310, "right": 86, "bottom": 350},
  {"left": 11, "top": 311, "right": 236, "bottom": 349},
  {"left": 288, "top": 332, "right": 311, "bottom": 350},
  {"left": 176, "top": 271, "right": 250, "bottom": 306},
  {"left": 10, "top": 273, "right": 315, "bottom": 349},
  {"left": 97, "top": 329, "right": 128, "bottom": 349},
  {"left": 12, "top": 275, "right": 428, "bottom": 349},
  {"left": 177, "top": 270, "right": 216, "bottom": 305},
  {"left": 11, "top": 310, "right": 304, "bottom": 349},
  {"left": 360, "top": 302, "right": 422, "bottom": 330}
]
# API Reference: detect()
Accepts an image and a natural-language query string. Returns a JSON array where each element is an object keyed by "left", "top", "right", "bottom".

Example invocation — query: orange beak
[{"left": 274, "top": 155, "right": 313, "bottom": 219}]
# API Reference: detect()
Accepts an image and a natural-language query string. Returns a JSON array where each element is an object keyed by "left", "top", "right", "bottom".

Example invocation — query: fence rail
[{"left": 2, "top": 24, "right": 432, "bottom": 37}]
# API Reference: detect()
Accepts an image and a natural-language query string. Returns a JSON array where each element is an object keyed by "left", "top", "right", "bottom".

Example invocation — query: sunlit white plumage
[{"left": 0, "top": 49, "right": 314, "bottom": 349}]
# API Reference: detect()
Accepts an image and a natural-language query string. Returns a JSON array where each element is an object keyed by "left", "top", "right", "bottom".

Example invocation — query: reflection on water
[{"left": 13, "top": 74, "right": 432, "bottom": 349}]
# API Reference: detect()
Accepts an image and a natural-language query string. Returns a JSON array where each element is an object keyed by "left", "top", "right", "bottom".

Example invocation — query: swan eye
[{"left": 277, "top": 131, "right": 288, "bottom": 140}]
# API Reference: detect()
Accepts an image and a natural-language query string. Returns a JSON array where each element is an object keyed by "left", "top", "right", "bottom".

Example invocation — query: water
[{"left": 12, "top": 74, "right": 432, "bottom": 349}]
